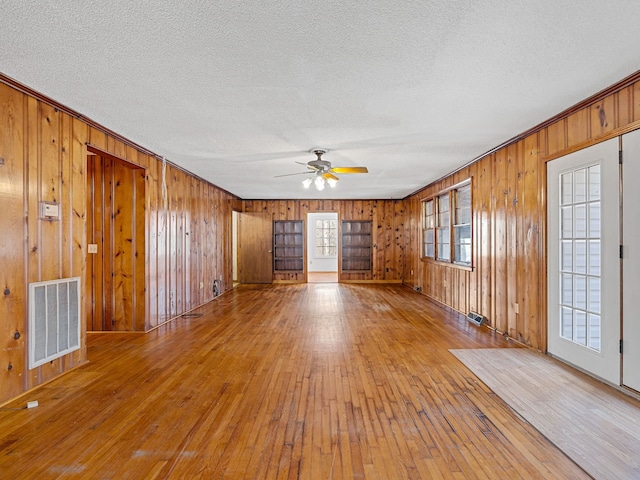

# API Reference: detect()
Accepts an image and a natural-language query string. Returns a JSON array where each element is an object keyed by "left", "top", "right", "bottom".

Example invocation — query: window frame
[
  {"left": 420, "top": 178, "right": 473, "bottom": 268},
  {"left": 422, "top": 199, "right": 435, "bottom": 258}
]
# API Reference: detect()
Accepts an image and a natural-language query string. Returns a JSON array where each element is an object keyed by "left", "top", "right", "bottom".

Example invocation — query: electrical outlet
[
  {"left": 199, "top": 282, "right": 204, "bottom": 289},
  {"left": 27, "top": 400, "right": 38, "bottom": 409},
  {"left": 514, "top": 303, "right": 519, "bottom": 314}
]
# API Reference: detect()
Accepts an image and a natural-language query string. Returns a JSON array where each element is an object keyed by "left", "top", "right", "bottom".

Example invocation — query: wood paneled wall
[
  {"left": 4, "top": 69, "right": 640, "bottom": 404},
  {"left": 404, "top": 76, "right": 640, "bottom": 351},
  {"left": 242, "top": 200, "right": 405, "bottom": 282},
  {"left": 0, "top": 80, "right": 238, "bottom": 404}
]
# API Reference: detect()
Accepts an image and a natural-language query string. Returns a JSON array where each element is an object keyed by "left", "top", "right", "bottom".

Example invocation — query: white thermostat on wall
[{"left": 40, "top": 201, "right": 60, "bottom": 220}]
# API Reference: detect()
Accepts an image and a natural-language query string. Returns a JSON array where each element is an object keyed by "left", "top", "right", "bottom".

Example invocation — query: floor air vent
[
  {"left": 466, "top": 311, "right": 486, "bottom": 326},
  {"left": 29, "top": 277, "right": 81, "bottom": 369}
]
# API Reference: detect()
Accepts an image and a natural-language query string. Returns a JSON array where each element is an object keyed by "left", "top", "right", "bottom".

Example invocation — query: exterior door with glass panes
[
  {"left": 307, "top": 213, "right": 338, "bottom": 274},
  {"left": 547, "top": 138, "right": 620, "bottom": 385}
]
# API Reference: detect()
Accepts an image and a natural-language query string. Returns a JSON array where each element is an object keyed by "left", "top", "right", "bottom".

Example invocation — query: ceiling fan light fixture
[
  {"left": 302, "top": 177, "right": 312, "bottom": 188},
  {"left": 327, "top": 177, "right": 338, "bottom": 188},
  {"left": 314, "top": 175, "right": 325, "bottom": 190}
]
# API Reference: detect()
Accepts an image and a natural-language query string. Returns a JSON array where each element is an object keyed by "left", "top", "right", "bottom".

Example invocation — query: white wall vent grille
[{"left": 29, "top": 277, "right": 81, "bottom": 369}]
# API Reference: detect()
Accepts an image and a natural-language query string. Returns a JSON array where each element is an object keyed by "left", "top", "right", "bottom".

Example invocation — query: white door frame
[{"left": 306, "top": 212, "right": 338, "bottom": 274}]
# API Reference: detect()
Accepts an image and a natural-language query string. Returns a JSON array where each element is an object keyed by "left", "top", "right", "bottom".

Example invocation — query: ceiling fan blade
[
  {"left": 274, "top": 171, "right": 313, "bottom": 178},
  {"left": 330, "top": 167, "right": 368, "bottom": 174},
  {"left": 322, "top": 172, "right": 339, "bottom": 181}
]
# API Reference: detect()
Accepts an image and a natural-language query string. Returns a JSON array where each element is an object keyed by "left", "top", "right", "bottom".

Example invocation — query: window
[
  {"left": 422, "top": 200, "right": 434, "bottom": 258},
  {"left": 315, "top": 219, "right": 337, "bottom": 257},
  {"left": 421, "top": 180, "right": 472, "bottom": 266},
  {"left": 436, "top": 193, "right": 450, "bottom": 261},
  {"left": 453, "top": 184, "right": 471, "bottom": 265}
]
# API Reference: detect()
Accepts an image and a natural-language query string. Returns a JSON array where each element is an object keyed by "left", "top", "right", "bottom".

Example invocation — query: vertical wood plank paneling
[
  {"left": 147, "top": 157, "right": 158, "bottom": 329},
  {"left": 634, "top": 82, "right": 640, "bottom": 122},
  {"left": 103, "top": 158, "right": 115, "bottom": 330},
  {"left": 492, "top": 150, "right": 507, "bottom": 332},
  {"left": 95, "top": 157, "right": 106, "bottom": 330},
  {"left": 0, "top": 84, "right": 26, "bottom": 400},
  {"left": 203, "top": 184, "right": 212, "bottom": 296},
  {"left": 134, "top": 162, "right": 146, "bottom": 330},
  {"left": 59, "top": 112, "right": 72, "bottom": 371},
  {"left": 112, "top": 160, "right": 134, "bottom": 330},
  {"left": 567, "top": 108, "right": 589, "bottom": 151},
  {"left": 5, "top": 70, "right": 640, "bottom": 406},
  {"left": 86, "top": 157, "right": 101, "bottom": 330},
  {"left": 71, "top": 118, "right": 87, "bottom": 360},
  {"left": 506, "top": 143, "right": 518, "bottom": 337},
  {"left": 88, "top": 127, "right": 107, "bottom": 152},
  {"left": 1, "top": 81, "right": 239, "bottom": 404},
  {"left": 546, "top": 118, "right": 566, "bottom": 156},
  {"left": 514, "top": 139, "right": 526, "bottom": 343},
  {"left": 616, "top": 86, "right": 633, "bottom": 128},
  {"left": 243, "top": 200, "right": 402, "bottom": 283},
  {"left": 591, "top": 96, "right": 616, "bottom": 139},
  {"left": 192, "top": 179, "right": 202, "bottom": 306},
  {"left": 394, "top": 200, "right": 404, "bottom": 282},
  {"left": 60, "top": 113, "right": 72, "bottom": 279},
  {"left": 37, "top": 102, "right": 64, "bottom": 382},
  {"left": 523, "top": 134, "right": 541, "bottom": 348},
  {"left": 168, "top": 169, "right": 177, "bottom": 318},
  {"left": 25, "top": 95, "right": 40, "bottom": 385},
  {"left": 404, "top": 74, "right": 640, "bottom": 351},
  {"left": 187, "top": 176, "right": 196, "bottom": 309},
  {"left": 175, "top": 171, "right": 185, "bottom": 316}
]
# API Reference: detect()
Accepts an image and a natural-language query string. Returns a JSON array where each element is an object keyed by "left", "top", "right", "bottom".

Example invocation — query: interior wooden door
[{"left": 238, "top": 212, "right": 272, "bottom": 284}]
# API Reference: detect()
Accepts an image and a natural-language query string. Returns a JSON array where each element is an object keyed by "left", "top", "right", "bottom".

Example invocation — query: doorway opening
[
  {"left": 307, "top": 212, "right": 338, "bottom": 283},
  {"left": 86, "top": 147, "right": 146, "bottom": 331}
]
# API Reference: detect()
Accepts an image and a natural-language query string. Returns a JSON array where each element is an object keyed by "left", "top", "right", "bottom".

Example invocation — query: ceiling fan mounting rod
[{"left": 310, "top": 148, "right": 328, "bottom": 158}]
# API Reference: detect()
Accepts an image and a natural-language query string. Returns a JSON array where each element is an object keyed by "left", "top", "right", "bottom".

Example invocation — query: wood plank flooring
[
  {"left": 307, "top": 272, "right": 338, "bottom": 283},
  {"left": 451, "top": 348, "right": 640, "bottom": 479},
  {"left": 0, "top": 284, "right": 588, "bottom": 479}
]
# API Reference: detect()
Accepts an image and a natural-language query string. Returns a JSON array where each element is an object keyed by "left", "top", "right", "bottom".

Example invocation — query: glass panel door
[{"left": 547, "top": 138, "right": 620, "bottom": 385}]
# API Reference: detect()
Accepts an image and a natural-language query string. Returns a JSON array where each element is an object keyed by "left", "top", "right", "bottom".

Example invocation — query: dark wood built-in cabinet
[
  {"left": 341, "top": 220, "right": 372, "bottom": 271},
  {"left": 273, "top": 220, "right": 304, "bottom": 272}
]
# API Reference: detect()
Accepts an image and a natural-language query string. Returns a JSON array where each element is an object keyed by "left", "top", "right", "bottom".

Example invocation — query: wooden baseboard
[
  {"left": 340, "top": 279, "right": 403, "bottom": 284},
  {"left": 0, "top": 360, "right": 89, "bottom": 408}
]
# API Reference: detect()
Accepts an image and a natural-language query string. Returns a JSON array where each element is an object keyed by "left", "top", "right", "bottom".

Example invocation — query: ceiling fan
[{"left": 275, "top": 149, "right": 368, "bottom": 190}]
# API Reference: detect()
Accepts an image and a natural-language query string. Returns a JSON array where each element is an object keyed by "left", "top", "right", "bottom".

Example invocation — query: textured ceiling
[{"left": 2, "top": 1, "right": 640, "bottom": 199}]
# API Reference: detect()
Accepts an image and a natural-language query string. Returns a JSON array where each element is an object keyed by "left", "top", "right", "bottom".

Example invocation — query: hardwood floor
[
  {"left": 451, "top": 348, "right": 640, "bottom": 479},
  {"left": 0, "top": 284, "right": 588, "bottom": 479},
  {"left": 307, "top": 272, "right": 339, "bottom": 283}
]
